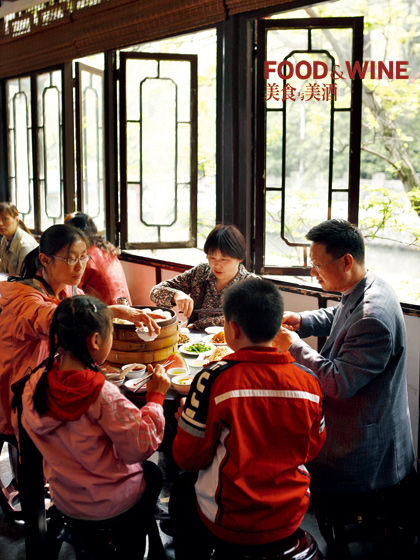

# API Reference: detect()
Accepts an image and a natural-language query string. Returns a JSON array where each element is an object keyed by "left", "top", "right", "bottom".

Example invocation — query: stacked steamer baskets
[{"left": 108, "top": 306, "right": 179, "bottom": 367}]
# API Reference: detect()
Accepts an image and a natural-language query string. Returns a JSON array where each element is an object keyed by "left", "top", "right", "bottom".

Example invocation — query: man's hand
[
  {"left": 273, "top": 326, "right": 300, "bottom": 352},
  {"left": 282, "top": 311, "right": 302, "bottom": 332}
]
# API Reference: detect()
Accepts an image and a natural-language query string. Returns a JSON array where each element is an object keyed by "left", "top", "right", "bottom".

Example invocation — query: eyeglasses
[
  {"left": 54, "top": 254, "right": 90, "bottom": 266},
  {"left": 310, "top": 254, "right": 345, "bottom": 272}
]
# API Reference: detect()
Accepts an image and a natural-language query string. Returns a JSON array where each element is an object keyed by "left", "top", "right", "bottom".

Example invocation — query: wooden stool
[
  {"left": 45, "top": 461, "right": 166, "bottom": 560},
  {"left": 212, "top": 528, "right": 324, "bottom": 560}
]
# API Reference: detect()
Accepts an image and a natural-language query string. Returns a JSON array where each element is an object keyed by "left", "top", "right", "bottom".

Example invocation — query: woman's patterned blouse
[{"left": 150, "top": 263, "right": 257, "bottom": 330}]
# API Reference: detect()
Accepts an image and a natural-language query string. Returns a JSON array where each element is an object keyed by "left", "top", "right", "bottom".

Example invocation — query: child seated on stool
[
  {"left": 171, "top": 278, "right": 326, "bottom": 559},
  {"left": 20, "top": 295, "right": 170, "bottom": 559}
]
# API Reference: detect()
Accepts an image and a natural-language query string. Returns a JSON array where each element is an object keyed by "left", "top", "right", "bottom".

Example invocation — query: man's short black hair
[
  {"left": 223, "top": 278, "right": 283, "bottom": 343},
  {"left": 306, "top": 219, "right": 365, "bottom": 263}
]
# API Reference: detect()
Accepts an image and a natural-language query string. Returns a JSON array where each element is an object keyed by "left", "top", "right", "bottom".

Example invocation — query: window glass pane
[
  {"left": 123, "top": 28, "right": 216, "bottom": 248},
  {"left": 80, "top": 67, "right": 105, "bottom": 232},
  {"left": 141, "top": 77, "right": 177, "bottom": 226},
  {"left": 37, "top": 70, "right": 63, "bottom": 230},
  {"left": 6, "top": 77, "right": 35, "bottom": 229},
  {"left": 269, "top": 0, "right": 420, "bottom": 304}
]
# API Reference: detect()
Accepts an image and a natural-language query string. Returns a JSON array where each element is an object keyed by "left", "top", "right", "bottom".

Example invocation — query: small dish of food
[
  {"left": 203, "top": 331, "right": 226, "bottom": 345},
  {"left": 185, "top": 358, "right": 209, "bottom": 374},
  {"left": 121, "top": 363, "right": 147, "bottom": 379},
  {"left": 178, "top": 332, "right": 190, "bottom": 345},
  {"left": 172, "top": 374, "right": 194, "bottom": 395},
  {"left": 124, "top": 378, "right": 148, "bottom": 393},
  {"left": 167, "top": 367, "right": 189, "bottom": 378},
  {"left": 179, "top": 342, "right": 215, "bottom": 357}
]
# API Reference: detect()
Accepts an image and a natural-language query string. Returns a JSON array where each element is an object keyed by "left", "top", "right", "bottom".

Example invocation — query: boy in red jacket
[{"left": 171, "top": 278, "right": 326, "bottom": 559}]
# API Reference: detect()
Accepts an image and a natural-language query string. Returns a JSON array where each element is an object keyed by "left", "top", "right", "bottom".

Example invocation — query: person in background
[
  {"left": 20, "top": 295, "right": 170, "bottom": 558},
  {"left": 279, "top": 219, "right": 417, "bottom": 555},
  {"left": 65, "top": 212, "right": 132, "bottom": 305},
  {"left": 170, "top": 278, "right": 325, "bottom": 559},
  {"left": 0, "top": 224, "right": 162, "bottom": 438},
  {"left": 0, "top": 202, "right": 38, "bottom": 276},
  {"left": 150, "top": 224, "right": 256, "bottom": 330}
]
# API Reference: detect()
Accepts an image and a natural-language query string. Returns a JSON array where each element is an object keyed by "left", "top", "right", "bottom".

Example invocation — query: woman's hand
[
  {"left": 173, "top": 291, "right": 194, "bottom": 318},
  {"left": 175, "top": 397, "right": 186, "bottom": 422},
  {"left": 147, "top": 364, "right": 171, "bottom": 396},
  {"left": 110, "top": 305, "right": 165, "bottom": 335}
]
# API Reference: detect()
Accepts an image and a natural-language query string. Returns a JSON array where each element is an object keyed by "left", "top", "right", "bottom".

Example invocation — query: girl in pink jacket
[{"left": 21, "top": 295, "right": 170, "bottom": 557}]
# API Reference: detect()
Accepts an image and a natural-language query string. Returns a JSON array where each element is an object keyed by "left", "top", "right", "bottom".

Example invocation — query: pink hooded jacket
[{"left": 21, "top": 369, "right": 165, "bottom": 520}]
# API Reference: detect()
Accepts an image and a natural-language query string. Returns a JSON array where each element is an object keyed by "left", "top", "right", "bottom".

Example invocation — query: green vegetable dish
[{"left": 184, "top": 342, "right": 212, "bottom": 353}]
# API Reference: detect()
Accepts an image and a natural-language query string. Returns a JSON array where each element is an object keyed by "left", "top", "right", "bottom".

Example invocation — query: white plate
[
  {"left": 205, "top": 326, "right": 224, "bottom": 335},
  {"left": 179, "top": 342, "right": 215, "bottom": 357},
  {"left": 124, "top": 378, "right": 148, "bottom": 393},
  {"left": 202, "top": 333, "right": 226, "bottom": 346}
]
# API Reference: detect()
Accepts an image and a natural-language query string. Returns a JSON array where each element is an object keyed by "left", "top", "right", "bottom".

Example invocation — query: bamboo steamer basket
[{"left": 108, "top": 306, "right": 179, "bottom": 366}]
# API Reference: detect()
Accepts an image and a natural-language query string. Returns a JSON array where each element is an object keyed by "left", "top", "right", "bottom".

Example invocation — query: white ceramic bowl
[
  {"left": 185, "top": 358, "right": 208, "bottom": 374},
  {"left": 172, "top": 374, "right": 194, "bottom": 395},
  {"left": 167, "top": 367, "right": 189, "bottom": 378},
  {"left": 205, "top": 326, "right": 223, "bottom": 335},
  {"left": 121, "top": 363, "right": 147, "bottom": 379}
]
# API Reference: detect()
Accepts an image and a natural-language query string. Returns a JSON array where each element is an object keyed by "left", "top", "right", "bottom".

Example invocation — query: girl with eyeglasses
[
  {"left": 0, "top": 224, "right": 163, "bottom": 438},
  {"left": 64, "top": 212, "right": 132, "bottom": 305}
]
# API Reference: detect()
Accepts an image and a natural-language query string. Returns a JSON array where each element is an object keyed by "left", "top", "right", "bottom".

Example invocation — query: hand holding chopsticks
[{"left": 137, "top": 363, "right": 170, "bottom": 395}]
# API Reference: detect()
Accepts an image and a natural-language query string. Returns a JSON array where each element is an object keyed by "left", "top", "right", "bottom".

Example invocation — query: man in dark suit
[{"left": 281, "top": 219, "right": 417, "bottom": 557}]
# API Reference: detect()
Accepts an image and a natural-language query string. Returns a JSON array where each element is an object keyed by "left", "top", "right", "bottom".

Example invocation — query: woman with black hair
[
  {"left": 0, "top": 224, "right": 162, "bottom": 437},
  {"left": 20, "top": 295, "right": 170, "bottom": 558},
  {"left": 65, "top": 212, "right": 131, "bottom": 305},
  {"left": 0, "top": 202, "right": 38, "bottom": 276},
  {"left": 150, "top": 224, "right": 256, "bottom": 330}
]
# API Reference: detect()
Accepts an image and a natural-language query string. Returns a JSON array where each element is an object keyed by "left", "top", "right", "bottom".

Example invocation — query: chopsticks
[
  {"left": 132, "top": 373, "right": 153, "bottom": 392},
  {"left": 131, "top": 359, "right": 174, "bottom": 393}
]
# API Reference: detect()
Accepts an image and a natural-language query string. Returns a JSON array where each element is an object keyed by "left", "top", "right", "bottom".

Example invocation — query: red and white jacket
[{"left": 172, "top": 347, "right": 326, "bottom": 545}]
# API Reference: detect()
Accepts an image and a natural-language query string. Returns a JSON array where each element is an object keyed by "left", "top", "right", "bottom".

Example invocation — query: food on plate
[
  {"left": 178, "top": 332, "right": 190, "bottom": 344},
  {"left": 208, "top": 346, "right": 231, "bottom": 362},
  {"left": 184, "top": 342, "right": 212, "bottom": 354},
  {"left": 210, "top": 331, "right": 225, "bottom": 344}
]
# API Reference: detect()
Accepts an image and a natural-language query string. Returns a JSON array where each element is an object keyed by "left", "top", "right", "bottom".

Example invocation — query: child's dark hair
[
  {"left": 204, "top": 224, "right": 245, "bottom": 261},
  {"left": 19, "top": 224, "right": 88, "bottom": 279},
  {"left": 65, "top": 212, "right": 118, "bottom": 255},
  {"left": 33, "top": 295, "right": 113, "bottom": 415},
  {"left": 223, "top": 278, "right": 283, "bottom": 343}
]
